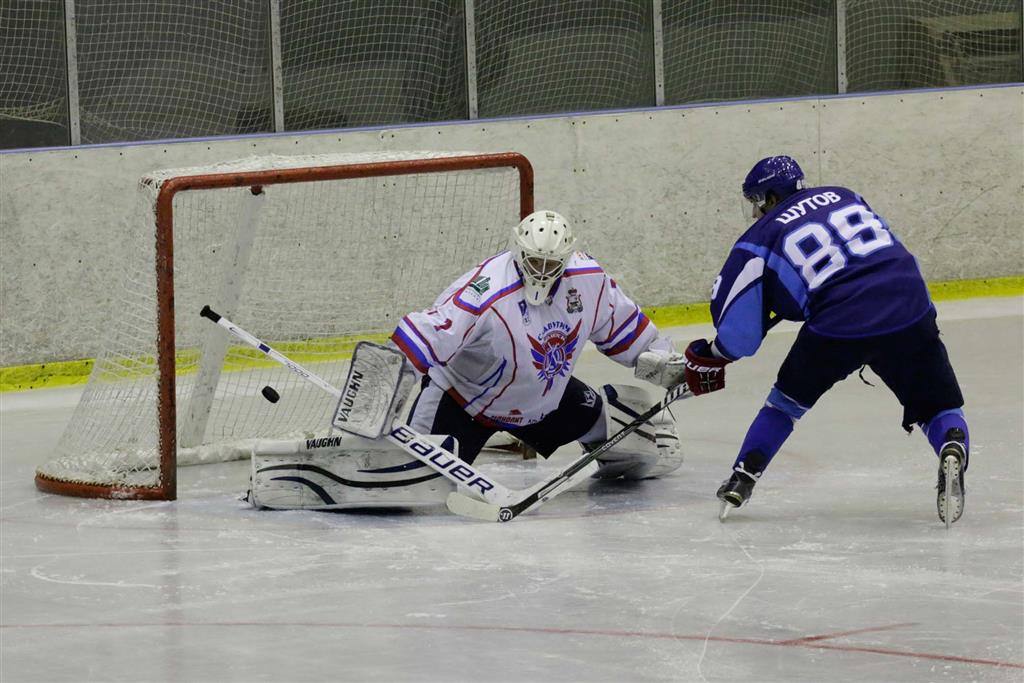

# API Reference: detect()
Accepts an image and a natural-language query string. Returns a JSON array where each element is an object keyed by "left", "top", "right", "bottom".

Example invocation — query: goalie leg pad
[
  {"left": 589, "top": 384, "right": 683, "bottom": 480},
  {"left": 248, "top": 433, "right": 455, "bottom": 510}
]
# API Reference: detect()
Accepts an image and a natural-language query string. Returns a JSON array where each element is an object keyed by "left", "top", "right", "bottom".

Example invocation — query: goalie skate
[{"left": 937, "top": 429, "right": 966, "bottom": 529}]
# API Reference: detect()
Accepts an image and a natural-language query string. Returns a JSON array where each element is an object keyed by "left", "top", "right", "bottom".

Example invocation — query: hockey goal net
[{"left": 36, "top": 151, "right": 533, "bottom": 500}]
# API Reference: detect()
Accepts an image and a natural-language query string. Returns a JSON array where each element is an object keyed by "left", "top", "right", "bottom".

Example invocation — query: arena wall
[{"left": 1, "top": 85, "right": 1020, "bottom": 366}]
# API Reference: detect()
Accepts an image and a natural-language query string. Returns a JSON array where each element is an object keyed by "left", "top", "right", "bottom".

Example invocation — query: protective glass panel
[
  {"left": 663, "top": 0, "right": 837, "bottom": 104},
  {"left": 280, "top": 0, "right": 467, "bottom": 131},
  {"left": 845, "top": 1, "right": 1023, "bottom": 91},
  {"left": 475, "top": 0, "right": 655, "bottom": 117},
  {"left": 74, "top": 0, "right": 274, "bottom": 143},
  {"left": 0, "top": 1, "right": 69, "bottom": 149}
]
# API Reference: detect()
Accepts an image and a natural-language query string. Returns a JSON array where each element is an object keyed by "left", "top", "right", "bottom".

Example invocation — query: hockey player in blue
[{"left": 683, "top": 156, "right": 969, "bottom": 527}]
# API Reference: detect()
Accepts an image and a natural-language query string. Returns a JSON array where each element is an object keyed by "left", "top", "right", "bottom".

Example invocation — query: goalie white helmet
[{"left": 511, "top": 210, "right": 577, "bottom": 305}]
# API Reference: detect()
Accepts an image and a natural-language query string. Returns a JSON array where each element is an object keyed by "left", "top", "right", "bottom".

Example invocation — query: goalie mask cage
[{"left": 36, "top": 151, "right": 534, "bottom": 500}]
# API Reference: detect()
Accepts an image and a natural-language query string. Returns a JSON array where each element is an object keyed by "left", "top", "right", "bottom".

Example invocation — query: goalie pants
[{"left": 407, "top": 376, "right": 603, "bottom": 464}]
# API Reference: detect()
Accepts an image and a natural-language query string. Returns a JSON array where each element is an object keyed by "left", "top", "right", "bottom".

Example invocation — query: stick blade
[{"left": 445, "top": 492, "right": 504, "bottom": 522}]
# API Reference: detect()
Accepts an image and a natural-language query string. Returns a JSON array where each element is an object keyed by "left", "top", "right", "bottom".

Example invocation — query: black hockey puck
[{"left": 261, "top": 386, "right": 280, "bottom": 403}]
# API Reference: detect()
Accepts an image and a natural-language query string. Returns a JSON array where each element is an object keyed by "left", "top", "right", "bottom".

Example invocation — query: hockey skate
[
  {"left": 936, "top": 428, "right": 967, "bottom": 529},
  {"left": 717, "top": 470, "right": 757, "bottom": 521}
]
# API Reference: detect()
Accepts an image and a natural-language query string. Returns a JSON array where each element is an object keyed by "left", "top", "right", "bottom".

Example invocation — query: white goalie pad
[
  {"left": 332, "top": 341, "right": 416, "bottom": 439},
  {"left": 247, "top": 432, "right": 455, "bottom": 510},
  {"left": 591, "top": 384, "right": 683, "bottom": 480}
]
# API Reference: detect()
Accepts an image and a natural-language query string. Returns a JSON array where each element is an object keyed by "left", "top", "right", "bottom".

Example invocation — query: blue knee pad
[
  {"left": 920, "top": 408, "right": 970, "bottom": 469},
  {"left": 733, "top": 387, "right": 804, "bottom": 476}
]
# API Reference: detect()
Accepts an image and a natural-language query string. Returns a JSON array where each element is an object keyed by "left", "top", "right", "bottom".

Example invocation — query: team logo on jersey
[
  {"left": 518, "top": 300, "right": 530, "bottom": 324},
  {"left": 468, "top": 275, "right": 491, "bottom": 295},
  {"left": 566, "top": 288, "right": 583, "bottom": 314},
  {"left": 527, "top": 320, "right": 582, "bottom": 395}
]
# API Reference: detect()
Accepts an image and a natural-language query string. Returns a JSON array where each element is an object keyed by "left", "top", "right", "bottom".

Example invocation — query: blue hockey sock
[
  {"left": 733, "top": 405, "right": 796, "bottom": 477},
  {"left": 920, "top": 409, "right": 969, "bottom": 468}
]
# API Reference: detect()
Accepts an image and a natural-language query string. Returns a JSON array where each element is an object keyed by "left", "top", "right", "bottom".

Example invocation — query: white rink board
[
  {"left": 1, "top": 297, "right": 1022, "bottom": 682},
  {"left": 1, "top": 86, "right": 1021, "bottom": 365},
  {"left": 819, "top": 89, "right": 1023, "bottom": 282}
]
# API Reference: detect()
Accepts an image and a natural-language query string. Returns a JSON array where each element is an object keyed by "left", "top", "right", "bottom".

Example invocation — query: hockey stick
[
  {"left": 445, "top": 382, "right": 692, "bottom": 522},
  {"left": 450, "top": 317, "right": 791, "bottom": 523},
  {"left": 199, "top": 306, "right": 514, "bottom": 505}
]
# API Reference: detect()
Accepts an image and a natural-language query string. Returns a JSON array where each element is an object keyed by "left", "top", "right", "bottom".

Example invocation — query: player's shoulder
[
  {"left": 451, "top": 251, "right": 522, "bottom": 315},
  {"left": 747, "top": 186, "right": 855, "bottom": 233},
  {"left": 562, "top": 251, "right": 605, "bottom": 279}
]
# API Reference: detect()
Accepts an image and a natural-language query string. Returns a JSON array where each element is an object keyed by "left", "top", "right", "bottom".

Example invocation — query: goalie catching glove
[
  {"left": 634, "top": 350, "right": 687, "bottom": 389},
  {"left": 634, "top": 340, "right": 730, "bottom": 395}
]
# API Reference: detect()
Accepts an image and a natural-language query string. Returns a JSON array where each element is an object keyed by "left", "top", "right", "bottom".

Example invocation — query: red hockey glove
[{"left": 684, "top": 339, "right": 730, "bottom": 395}]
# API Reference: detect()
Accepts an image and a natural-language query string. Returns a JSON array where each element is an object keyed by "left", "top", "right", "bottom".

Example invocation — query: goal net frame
[{"left": 35, "top": 151, "right": 534, "bottom": 501}]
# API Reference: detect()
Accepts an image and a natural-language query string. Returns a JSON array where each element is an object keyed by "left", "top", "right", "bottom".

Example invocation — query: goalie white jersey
[{"left": 392, "top": 251, "right": 661, "bottom": 428}]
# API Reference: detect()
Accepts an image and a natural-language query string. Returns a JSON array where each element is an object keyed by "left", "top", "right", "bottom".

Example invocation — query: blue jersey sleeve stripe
[
  {"left": 735, "top": 241, "right": 809, "bottom": 313},
  {"left": 715, "top": 286, "right": 765, "bottom": 359},
  {"left": 765, "top": 252, "right": 809, "bottom": 312},
  {"left": 597, "top": 306, "right": 639, "bottom": 348},
  {"left": 454, "top": 281, "right": 524, "bottom": 314},
  {"left": 463, "top": 358, "right": 508, "bottom": 409},
  {"left": 717, "top": 254, "right": 765, "bottom": 322},
  {"left": 604, "top": 314, "right": 652, "bottom": 356},
  {"left": 400, "top": 317, "right": 443, "bottom": 365},
  {"left": 390, "top": 330, "right": 431, "bottom": 374},
  {"left": 564, "top": 266, "right": 604, "bottom": 277}
]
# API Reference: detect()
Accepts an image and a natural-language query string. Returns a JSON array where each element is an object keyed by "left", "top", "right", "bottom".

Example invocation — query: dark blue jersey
[{"left": 710, "top": 186, "right": 932, "bottom": 360}]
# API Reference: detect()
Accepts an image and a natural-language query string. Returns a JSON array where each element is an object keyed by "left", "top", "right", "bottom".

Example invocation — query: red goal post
[{"left": 36, "top": 151, "right": 534, "bottom": 500}]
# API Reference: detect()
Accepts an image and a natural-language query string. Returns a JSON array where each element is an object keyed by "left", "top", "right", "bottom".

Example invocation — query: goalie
[
  {"left": 249, "top": 211, "right": 691, "bottom": 510},
  {"left": 393, "top": 210, "right": 686, "bottom": 476}
]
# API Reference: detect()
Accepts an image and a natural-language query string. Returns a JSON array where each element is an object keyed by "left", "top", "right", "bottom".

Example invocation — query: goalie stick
[
  {"left": 445, "top": 382, "right": 693, "bottom": 522},
  {"left": 198, "top": 306, "right": 515, "bottom": 505}
]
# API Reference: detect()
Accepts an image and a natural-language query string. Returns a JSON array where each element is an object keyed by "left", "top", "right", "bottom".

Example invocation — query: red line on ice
[{"left": 2, "top": 621, "right": 1022, "bottom": 670}]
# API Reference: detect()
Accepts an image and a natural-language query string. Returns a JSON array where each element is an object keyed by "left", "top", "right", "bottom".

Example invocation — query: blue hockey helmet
[{"left": 742, "top": 156, "right": 805, "bottom": 204}]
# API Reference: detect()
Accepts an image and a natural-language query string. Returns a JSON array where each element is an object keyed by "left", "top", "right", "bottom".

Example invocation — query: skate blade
[
  {"left": 944, "top": 458, "right": 953, "bottom": 530},
  {"left": 941, "top": 454, "right": 960, "bottom": 530},
  {"left": 718, "top": 500, "right": 731, "bottom": 522}
]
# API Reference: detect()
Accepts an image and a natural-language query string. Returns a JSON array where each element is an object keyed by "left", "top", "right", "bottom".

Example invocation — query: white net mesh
[
  {"left": 663, "top": 1, "right": 837, "bottom": 104},
  {"left": 0, "top": 1, "right": 68, "bottom": 147},
  {"left": 280, "top": 0, "right": 467, "bottom": 130},
  {"left": 2, "top": 1, "right": 1021, "bottom": 148},
  {"left": 37, "top": 151, "right": 525, "bottom": 496},
  {"left": 74, "top": 0, "right": 273, "bottom": 143},
  {"left": 846, "top": 1, "right": 1022, "bottom": 91},
  {"left": 474, "top": 0, "right": 655, "bottom": 117}
]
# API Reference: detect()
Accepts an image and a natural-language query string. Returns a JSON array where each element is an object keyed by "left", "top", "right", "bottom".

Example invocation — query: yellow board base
[{"left": 2, "top": 276, "right": 1021, "bottom": 393}]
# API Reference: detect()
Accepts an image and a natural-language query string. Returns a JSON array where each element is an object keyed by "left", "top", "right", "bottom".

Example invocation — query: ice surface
[{"left": 2, "top": 298, "right": 1022, "bottom": 682}]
